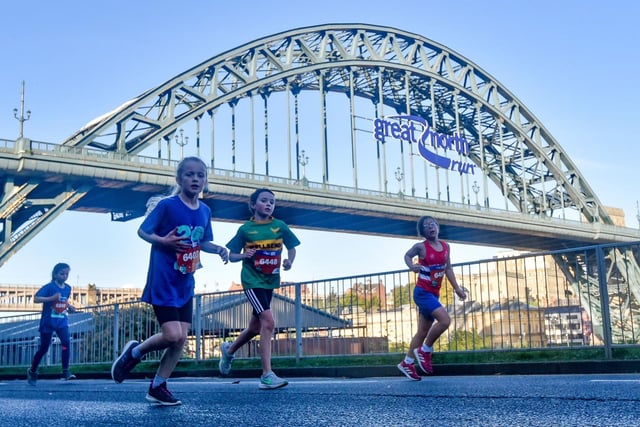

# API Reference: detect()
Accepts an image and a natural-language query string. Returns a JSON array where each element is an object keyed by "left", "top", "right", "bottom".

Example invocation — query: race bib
[
  {"left": 253, "top": 250, "right": 281, "bottom": 275},
  {"left": 52, "top": 300, "right": 68, "bottom": 315},
  {"left": 420, "top": 265, "right": 444, "bottom": 288},
  {"left": 176, "top": 245, "right": 201, "bottom": 274}
]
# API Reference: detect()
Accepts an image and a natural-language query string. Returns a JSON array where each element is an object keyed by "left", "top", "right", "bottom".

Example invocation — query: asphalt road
[{"left": 1, "top": 374, "right": 639, "bottom": 426}]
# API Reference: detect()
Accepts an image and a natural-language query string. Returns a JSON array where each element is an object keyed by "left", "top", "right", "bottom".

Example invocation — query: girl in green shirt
[{"left": 221, "top": 188, "right": 301, "bottom": 389}]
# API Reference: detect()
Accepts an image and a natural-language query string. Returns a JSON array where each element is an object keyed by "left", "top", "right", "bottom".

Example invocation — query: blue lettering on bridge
[{"left": 373, "top": 115, "right": 476, "bottom": 175}]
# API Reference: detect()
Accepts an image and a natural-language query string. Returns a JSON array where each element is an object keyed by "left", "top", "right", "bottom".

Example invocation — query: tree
[
  {"left": 391, "top": 281, "right": 414, "bottom": 309},
  {"left": 76, "top": 304, "right": 157, "bottom": 364},
  {"left": 446, "top": 329, "right": 491, "bottom": 351},
  {"left": 439, "top": 278, "right": 455, "bottom": 307}
]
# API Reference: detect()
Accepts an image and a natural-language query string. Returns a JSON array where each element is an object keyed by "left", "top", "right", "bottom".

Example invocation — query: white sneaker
[
  {"left": 219, "top": 341, "right": 234, "bottom": 376},
  {"left": 259, "top": 371, "right": 288, "bottom": 390}
]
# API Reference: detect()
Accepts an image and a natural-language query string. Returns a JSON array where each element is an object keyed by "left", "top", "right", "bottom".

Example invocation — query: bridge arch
[{"left": 62, "top": 23, "right": 609, "bottom": 226}]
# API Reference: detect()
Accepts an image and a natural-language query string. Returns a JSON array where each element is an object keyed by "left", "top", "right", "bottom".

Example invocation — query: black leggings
[{"left": 30, "top": 327, "right": 71, "bottom": 372}]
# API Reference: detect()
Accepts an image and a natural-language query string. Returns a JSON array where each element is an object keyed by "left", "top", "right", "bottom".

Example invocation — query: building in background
[{"left": 0, "top": 284, "right": 142, "bottom": 317}]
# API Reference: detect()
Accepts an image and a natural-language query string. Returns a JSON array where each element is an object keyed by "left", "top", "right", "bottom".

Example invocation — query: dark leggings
[{"left": 30, "top": 327, "right": 71, "bottom": 372}]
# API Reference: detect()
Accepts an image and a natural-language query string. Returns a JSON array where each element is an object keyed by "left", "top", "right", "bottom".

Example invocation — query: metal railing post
[
  {"left": 113, "top": 303, "right": 120, "bottom": 360},
  {"left": 596, "top": 246, "right": 613, "bottom": 359},
  {"left": 195, "top": 295, "right": 202, "bottom": 362},
  {"left": 295, "top": 282, "right": 302, "bottom": 361}
]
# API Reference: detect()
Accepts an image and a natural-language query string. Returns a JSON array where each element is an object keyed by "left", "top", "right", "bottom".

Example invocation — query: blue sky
[{"left": 1, "top": 1, "right": 639, "bottom": 290}]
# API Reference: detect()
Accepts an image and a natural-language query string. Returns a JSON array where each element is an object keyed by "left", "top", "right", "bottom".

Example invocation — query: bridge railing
[
  {"left": 1, "top": 240, "right": 639, "bottom": 368},
  {"left": 3, "top": 137, "right": 629, "bottom": 234}
]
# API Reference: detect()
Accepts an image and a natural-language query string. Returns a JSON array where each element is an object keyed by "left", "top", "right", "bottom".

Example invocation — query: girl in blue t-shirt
[
  {"left": 27, "top": 262, "right": 77, "bottom": 385},
  {"left": 110, "top": 156, "right": 229, "bottom": 406}
]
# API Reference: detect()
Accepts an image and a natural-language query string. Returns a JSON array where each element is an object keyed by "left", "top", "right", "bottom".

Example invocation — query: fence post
[
  {"left": 195, "top": 294, "right": 202, "bottom": 362},
  {"left": 295, "top": 282, "right": 302, "bottom": 361},
  {"left": 113, "top": 303, "right": 120, "bottom": 360},
  {"left": 596, "top": 246, "right": 613, "bottom": 359}
]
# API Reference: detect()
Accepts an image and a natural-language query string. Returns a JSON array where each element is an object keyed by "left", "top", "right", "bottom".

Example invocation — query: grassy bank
[{"left": 3, "top": 347, "right": 639, "bottom": 377}]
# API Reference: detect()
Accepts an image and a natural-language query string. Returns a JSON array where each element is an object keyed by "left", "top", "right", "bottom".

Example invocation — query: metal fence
[{"left": 2, "top": 240, "right": 640, "bottom": 368}]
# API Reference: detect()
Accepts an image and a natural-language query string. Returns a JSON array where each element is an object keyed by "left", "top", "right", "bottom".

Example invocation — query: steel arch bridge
[
  {"left": 2, "top": 24, "right": 640, "bottom": 338},
  {"left": 62, "top": 23, "right": 608, "bottom": 224}
]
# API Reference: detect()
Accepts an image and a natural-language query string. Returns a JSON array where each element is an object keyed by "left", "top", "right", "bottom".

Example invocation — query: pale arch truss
[{"left": 63, "top": 23, "right": 610, "bottom": 225}]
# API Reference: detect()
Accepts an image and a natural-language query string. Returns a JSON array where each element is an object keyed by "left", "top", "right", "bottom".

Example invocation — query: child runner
[
  {"left": 219, "top": 188, "right": 300, "bottom": 389},
  {"left": 397, "top": 216, "right": 467, "bottom": 381},
  {"left": 27, "top": 262, "right": 78, "bottom": 385},
  {"left": 110, "top": 156, "right": 229, "bottom": 405}
]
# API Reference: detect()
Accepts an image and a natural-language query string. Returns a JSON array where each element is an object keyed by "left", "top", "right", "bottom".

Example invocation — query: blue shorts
[{"left": 413, "top": 286, "right": 442, "bottom": 321}]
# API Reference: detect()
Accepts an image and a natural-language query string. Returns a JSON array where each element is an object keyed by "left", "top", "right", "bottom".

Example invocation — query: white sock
[
  {"left": 422, "top": 345, "right": 433, "bottom": 353},
  {"left": 404, "top": 356, "right": 415, "bottom": 364}
]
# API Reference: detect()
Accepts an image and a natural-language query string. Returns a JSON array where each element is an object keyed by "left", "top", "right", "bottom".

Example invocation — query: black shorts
[
  {"left": 153, "top": 298, "right": 193, "bottom": 326},
  {"left": 243, "top": 288, "right": 273, "bottom": 316}
]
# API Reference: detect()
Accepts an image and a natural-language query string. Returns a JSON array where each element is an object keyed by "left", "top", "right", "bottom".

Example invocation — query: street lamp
[
  {"left": 174, "top": 129, "right": 189, "bottom": 159},
  {"left": 395, "top": 166, "right": 404, "bottom": 196},
  {"left": 472, "top": 180, "right": 480, "bottom": 208},
  {"left": 298, "top": 149, "right": 309, "bottom": 186},
  {"left": 13, "top": 80, "right": 31, "bottom": 140}
]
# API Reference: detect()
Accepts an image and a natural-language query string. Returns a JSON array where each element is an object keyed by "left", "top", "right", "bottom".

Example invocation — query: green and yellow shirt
[{"left": 227, "top": 217, "right": 300, "bottom": 289}]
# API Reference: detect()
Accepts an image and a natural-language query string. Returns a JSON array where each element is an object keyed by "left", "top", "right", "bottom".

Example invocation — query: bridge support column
[{"left": 596, "top": 246, "right": 613, "bottom": 359}]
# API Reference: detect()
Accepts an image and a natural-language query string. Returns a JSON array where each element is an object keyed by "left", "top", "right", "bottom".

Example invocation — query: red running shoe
[
  {"left": 397, "top": 360, "right": 421, "bottom": 381},
  {"left": 414, "top": 348, "right": 433, "bottom": 374}
]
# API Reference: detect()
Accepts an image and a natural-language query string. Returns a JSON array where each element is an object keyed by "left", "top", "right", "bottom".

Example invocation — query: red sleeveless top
[{"left": 416, "top": 240, "right": 449, "bottom": 296}]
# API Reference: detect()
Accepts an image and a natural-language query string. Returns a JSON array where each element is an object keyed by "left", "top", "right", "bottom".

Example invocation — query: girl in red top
[{"left": 397, "top": 216, "right": 467, "bottom": 381}]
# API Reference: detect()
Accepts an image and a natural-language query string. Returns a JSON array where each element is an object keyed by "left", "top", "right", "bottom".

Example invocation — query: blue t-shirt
[
  {"left": 35, "top": 281, "right": 72, "bottom": 333},
  {"left": 140, "top": 195, "right": 213, "bottom": 307}
]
